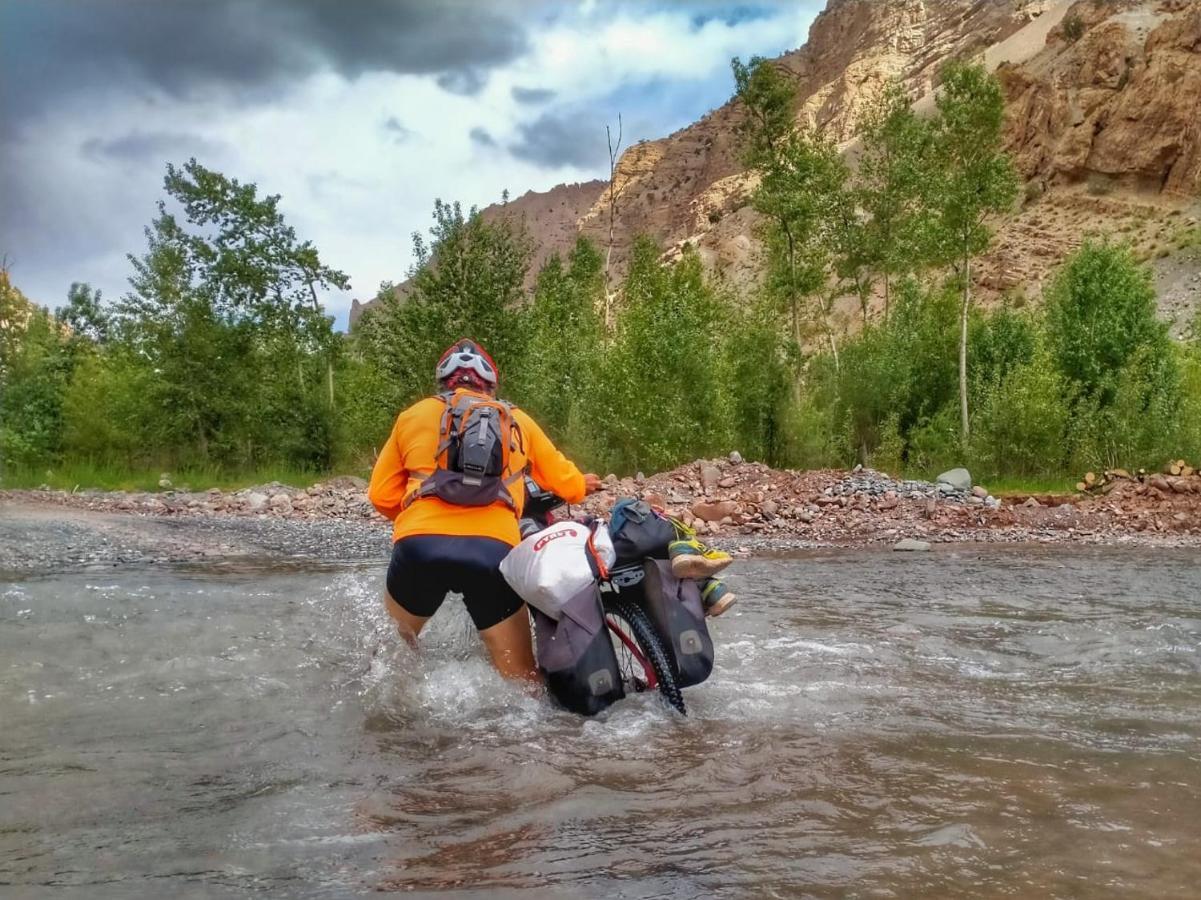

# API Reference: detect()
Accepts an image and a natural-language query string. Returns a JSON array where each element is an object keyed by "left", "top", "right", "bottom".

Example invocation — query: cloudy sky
[{"left": 1, "top": 0, "right": 820, "bottom": 328}]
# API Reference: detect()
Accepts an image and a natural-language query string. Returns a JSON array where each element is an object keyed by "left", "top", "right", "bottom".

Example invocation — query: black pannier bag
[
  {"left": 641, "top": 558, "right": 715, "bottom": 688},
  {"left": 609, "top": 498, "right": 677, "bottom": 567},
  {"left": 532, "top": 584, "right": 624, "bottom": 716}
]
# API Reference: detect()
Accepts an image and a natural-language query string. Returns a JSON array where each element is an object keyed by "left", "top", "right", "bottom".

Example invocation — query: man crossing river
[{"left": 367, "top": 339, "right": 602, "bottom": 680}]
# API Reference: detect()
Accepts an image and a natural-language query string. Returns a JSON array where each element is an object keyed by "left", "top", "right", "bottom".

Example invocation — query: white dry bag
[{"left": 500, "top": 521, "right": 615, "bottom": 620}]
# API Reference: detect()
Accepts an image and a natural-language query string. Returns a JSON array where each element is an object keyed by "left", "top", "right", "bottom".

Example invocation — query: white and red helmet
[{"left": 436, "top": 338, "right": 498, "bottom": 391}]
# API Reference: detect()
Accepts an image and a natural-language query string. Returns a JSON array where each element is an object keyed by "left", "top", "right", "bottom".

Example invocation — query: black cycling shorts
[{"left": 385, "top": 535, "right": 524, "bottom": 631}]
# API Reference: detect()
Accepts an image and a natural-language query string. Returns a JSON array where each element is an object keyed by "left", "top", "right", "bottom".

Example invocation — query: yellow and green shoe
[
  {"left": 669, "top": 536, "right": 733, "bottom": 579},
  {"left": 701, "top": 578, "right": 738, "bottom": 617}
]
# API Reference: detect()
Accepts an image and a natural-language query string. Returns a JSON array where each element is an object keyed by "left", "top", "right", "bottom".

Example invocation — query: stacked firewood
[{"left": 1077, "top": 461, "right": 1201, "bottom": 496}]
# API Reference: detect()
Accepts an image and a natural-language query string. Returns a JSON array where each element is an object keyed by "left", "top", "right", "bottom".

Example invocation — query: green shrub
[
  {"left": 1062, "top": 12, "right": 1085, "bottom": 43},
  {"left": 1046, "top": 241, "right": 1169, "bottom": 405},
  {"left": 905, "top": 405, "right": 963, "bottom": 475},
  {"left": 969, "top": 346, "right": 1072, "bottom": 477},
  {"left": 778, "top": 387, "right": 843, "bottom": 470},
  {"left": 869, "top": 413, "right": 905, "bottom": 474}
]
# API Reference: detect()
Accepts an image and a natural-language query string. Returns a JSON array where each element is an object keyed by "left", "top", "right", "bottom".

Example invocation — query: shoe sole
[
  {"left": 671, "top": 555, "right": 733, "bottom": 579},
  {"left": 705, "top": 594, "right": 737, "bottom": 617}
]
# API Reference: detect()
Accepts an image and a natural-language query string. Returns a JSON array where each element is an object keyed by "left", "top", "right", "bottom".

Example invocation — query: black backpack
[
  {"left": 405, "top": 389, "right": 526, "bottom": 510},
  {"left": 608, "top": 498, "right": 677, "bottom": 567}
]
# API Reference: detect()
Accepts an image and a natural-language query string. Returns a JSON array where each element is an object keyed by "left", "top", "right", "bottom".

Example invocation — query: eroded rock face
[{"left": 1003, "top": 2, "right": 1201, "bottom": 195}]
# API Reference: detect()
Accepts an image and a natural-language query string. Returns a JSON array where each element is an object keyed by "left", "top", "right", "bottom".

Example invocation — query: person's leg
[
  {"left": 382, "top": 590, "right": 430, "bottom": 648},
  {"left": 453, "top": 536, "right": 538, "bottom": 682},
  {"left": 384, "top": 538, "right": 443, "bottom": 647},
  {"left": 478, "top": 605, "right": 538, "bottom": 681}
]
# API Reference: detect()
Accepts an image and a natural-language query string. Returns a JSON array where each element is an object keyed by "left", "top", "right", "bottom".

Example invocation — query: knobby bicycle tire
[{"left": 605, "top": 596, "right": 686, "bottom": 715}]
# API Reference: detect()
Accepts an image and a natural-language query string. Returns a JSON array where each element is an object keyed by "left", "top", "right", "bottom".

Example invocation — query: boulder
[
  {"left": 971, "top": 485, "right": 989, "bottom": 499},
  {"left": 761, "top": 498, "right": 779, "bottom": 517},
  {"left": 692, "top": 499, "right": 740, "bottom": 523},
  {"left": 936, "top": 468, "right": 972, "bottom": 492},
  {"left": 243, "top": 492, "right": 269, "bottom": 512},
  {"left": 700, "top": 464, "right": 722, "bottom": 492},
  {"left": 893, "top": 539, "right": 932, "bottom": 552},
  {"left": 729, "top": 450, "right": 744, "bottom": 465}
]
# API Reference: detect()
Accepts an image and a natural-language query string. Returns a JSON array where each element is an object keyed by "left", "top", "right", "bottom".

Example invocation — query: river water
[{"left": 2, "top": 547, "right": 1199, "bottom": 898}]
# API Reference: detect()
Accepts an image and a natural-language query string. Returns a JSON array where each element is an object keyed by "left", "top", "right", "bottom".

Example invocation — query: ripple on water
[{"left": 1, "top": 548, "right": 1200, "bottom": 897}]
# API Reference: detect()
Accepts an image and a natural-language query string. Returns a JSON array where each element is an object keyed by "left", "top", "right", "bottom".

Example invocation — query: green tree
[
  {"left": 353, "top": 199, "right": 533, "bottom": 414},
  {"left": 0, "top": 303, "right": 72, "bottom": 468},
  {"left": 733, "top": 57, "right": 845, "bottom": 354},
  {"left": 56, "top": 282, "right": 110, "bottom": 347},
  {"left": 117, "top": 160, "right": 348, "bottom": 467},
  {"left": 721, "top": 292, "right": 791, "bottom": 464},
  {"left": 855, "top": 81, "right": 932, "bottom": 319},
  {"left": 515, "top": 238, "right": 605, "bottom": 455},
  {"left": 598, "top": 239, "right": 729, "bottom": 472},
  {"left": 731, "top": 56, "right": 797, "bottom": 167},
  {"left": 923, "top": 62, "right": 1019, "bottom": 442},
  {"left": 0, "top": 265, "right": 32, "bottom": 385}
]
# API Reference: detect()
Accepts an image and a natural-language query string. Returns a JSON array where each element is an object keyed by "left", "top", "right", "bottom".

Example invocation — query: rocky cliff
[{"left": 353, "top": 0, "right": 1201, "bottom": 329}]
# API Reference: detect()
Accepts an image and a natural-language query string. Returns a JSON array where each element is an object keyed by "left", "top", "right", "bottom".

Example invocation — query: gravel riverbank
[{"left": 4, "top": 459, "right": 1199, "bottom": 576}]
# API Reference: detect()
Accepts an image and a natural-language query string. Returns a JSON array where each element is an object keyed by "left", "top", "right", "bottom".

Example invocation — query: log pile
[{"left": 1077, "top": 461, "right": 1201, "bottom": 497}]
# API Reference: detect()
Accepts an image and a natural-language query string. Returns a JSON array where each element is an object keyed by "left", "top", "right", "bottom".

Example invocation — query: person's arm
[
  {"left": 518, "top": 411, "right": 591, "bottom": 504},
  {"left": 367, "top": 414, "right": 410, "bottom": 522}
]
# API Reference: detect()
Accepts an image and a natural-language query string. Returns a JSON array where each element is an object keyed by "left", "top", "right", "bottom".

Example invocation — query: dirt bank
[{"left": 3, "top": 460, "right": 1198, "bottom": 577}]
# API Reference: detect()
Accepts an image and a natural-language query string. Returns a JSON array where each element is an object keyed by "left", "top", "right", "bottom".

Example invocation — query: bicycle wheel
[{"left": 604, "top": 596, "right": 686, "bottom": 715}]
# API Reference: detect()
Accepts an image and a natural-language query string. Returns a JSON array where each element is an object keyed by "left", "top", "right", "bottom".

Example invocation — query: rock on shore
[{"left": 4, "top": 459, "right": 1200, "bottom": 548}]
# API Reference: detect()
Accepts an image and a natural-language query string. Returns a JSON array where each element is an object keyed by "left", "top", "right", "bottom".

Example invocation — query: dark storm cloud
[
  {"left": 507, "top": 109, "right": 606, "bottom": 170},
  {"left": 511, "top": 86, "right": 557, "bottom": 105},
  {"left": 469, "top": 127, "right": 498, "bottom": 150},
  {"left": 435, "top": 68, "right": 488, "bottom": 97},
  {"left": 0, "top": 0, "right": 531, "bottom": 124},
  {"left": 80, "top": 131, "right": 228, "bottom": 164}
]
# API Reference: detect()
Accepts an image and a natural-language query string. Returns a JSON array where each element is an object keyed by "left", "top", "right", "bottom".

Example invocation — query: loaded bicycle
[{"left": 515, "top": 480, "right": 719, "bottom": 716}]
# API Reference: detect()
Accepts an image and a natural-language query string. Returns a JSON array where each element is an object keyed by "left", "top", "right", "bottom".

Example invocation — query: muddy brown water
[{"left": 2, "top": 547, "right": 1200, "bottom": 898}]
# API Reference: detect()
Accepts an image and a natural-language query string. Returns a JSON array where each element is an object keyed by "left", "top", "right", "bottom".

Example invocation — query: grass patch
[
  {"left": 0, "top": 462, "right": 366, "bottom": 493},
  {"left": 976, "top": 475, "right": 1080, "bottom": 497}
]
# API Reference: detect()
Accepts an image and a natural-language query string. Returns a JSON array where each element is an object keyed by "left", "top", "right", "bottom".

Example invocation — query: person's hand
[{"left": 583, "top": 473, "right": 603, "bottom": 495}]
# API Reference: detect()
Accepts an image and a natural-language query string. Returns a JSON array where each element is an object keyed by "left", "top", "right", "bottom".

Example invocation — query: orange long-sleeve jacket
[{"left": 367, "top": 395, "right": 587, "bottom": 546}]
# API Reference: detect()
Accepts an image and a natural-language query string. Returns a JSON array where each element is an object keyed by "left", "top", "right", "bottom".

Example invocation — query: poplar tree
[{"left": 923, "top": 63, "right": 1019, "bottom": 442}]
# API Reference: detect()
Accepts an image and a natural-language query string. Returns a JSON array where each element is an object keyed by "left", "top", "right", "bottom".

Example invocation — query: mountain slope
[{"left": 353, "top": 0, "right": 1201, "bottom": 330}]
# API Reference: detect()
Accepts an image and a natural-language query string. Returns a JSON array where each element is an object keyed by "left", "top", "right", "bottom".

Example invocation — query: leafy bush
[
  {"left": 969, "top": 346, "right": 1072, "bottom": 477},
  {"left": 1062, "top": 12, "right": 1085, "bottom": 43},
  {"left": 1046, "top": 241, "right": 1168, "bottom": 404},
  {"left": 595, "top": 240, "right": 732, "bottom": 473},
  {"left": 905, "top": 405, "right": 963, "bottom": 475},
  {"left": 0, "top": 306, "right": 72, "bottom": 468},
  {"left": 778, "top": 386, "right": 843, "bottom": 470},
  {"left": 1068, "top": 345, "right": 1183, "bottom": 471}
]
